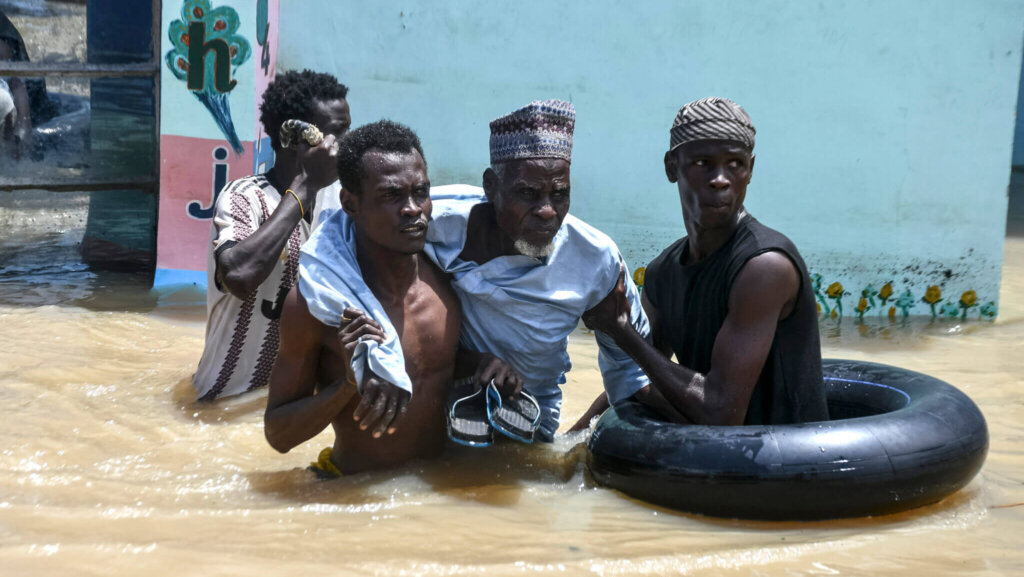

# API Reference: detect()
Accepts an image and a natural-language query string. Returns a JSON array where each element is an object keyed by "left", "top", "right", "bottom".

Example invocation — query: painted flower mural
[
  {"left": 774, "top": 276, "right": 995, "bottom": 323},
  {"left": 165, "top": 0, "right": 252, "bottom": 154},
  {"left": 855, "top": 285, "right": 876, "bottom": 321},
  {"left": 810, "top": 273, "right": 830, "bottom": 317},
  {"left": 958, "top": 290, "right": 978, "bottom": 320},
  {"left": 940, "top": 301, "right": 960, "bottom": 319},
  {"left": 894, "top": 289, "right": 916, "bottom": 318},
  {"left": 878, "top": 281, "right": 894, "bottom": 317},
  {"left": 826, "top": 281, "right": 848, "bottom": 319},
  {"left": 922, "top": 285, "right": 943, "bottom": 318},
  {"left": 633, "top": 266, "right": 646, "bottom": 290}
]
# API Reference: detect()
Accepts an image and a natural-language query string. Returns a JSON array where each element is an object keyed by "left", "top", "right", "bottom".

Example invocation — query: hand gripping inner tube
[{"left": 587, "top": 359, "right": 989, "bottom": 520}]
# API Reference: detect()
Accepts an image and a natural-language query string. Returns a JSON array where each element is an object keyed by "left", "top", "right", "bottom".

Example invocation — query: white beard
[{"left": 514, "top": 238, "right": 555, "bottom": 259}]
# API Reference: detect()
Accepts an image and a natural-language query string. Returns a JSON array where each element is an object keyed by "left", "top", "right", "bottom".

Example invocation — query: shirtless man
[{"left": 264, "top": 120, "right": 460, "bottom": 474}]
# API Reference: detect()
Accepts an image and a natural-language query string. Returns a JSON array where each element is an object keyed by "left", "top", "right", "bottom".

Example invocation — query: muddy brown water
[{"left": 1, "top": 210, "right": 1022, "bottom": 574}]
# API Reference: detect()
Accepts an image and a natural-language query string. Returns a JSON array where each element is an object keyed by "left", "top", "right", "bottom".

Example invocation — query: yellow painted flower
[
  {"left": 888, "top": 306, "right": 896, "bottom": 319},
  {"left": 856, "top": 297, "right": 868, "bottom": 313},
  {"left": 879, "top": 282, "right": 893, "bottom": 301},
  {"left": 923, "top": 285, "right": 942, "bottom": 304},
  {"left": 633, "top": 267, "right": 646, "bottom": 287},
  {"left": 816, "top": 302, "right": 822, "bottom": 314},
  {"left": 826, "top": 282, "right": 844, "bottom": 298},
  {"left": 959, "top": 290, "right": 977, "bottom": 308}
]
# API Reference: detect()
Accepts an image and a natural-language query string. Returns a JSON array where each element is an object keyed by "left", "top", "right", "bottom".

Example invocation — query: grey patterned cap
[
  {"left": 670, "top": 97, "right": 755, "bottom": 151},
  {"left": 489, "top": 100, "right": 575, "bottom": 165}
]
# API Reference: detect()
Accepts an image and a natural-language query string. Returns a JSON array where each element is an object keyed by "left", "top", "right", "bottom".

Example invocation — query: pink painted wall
[{"left": 156, "top": 134, "right": 255, "bottom": 272}]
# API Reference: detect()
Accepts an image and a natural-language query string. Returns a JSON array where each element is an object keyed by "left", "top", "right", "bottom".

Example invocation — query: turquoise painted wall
[
  {"left": 1014, "top": 44, "right": 1024, "bottom": 168},
  {"left": 279, "top": 0, "right": 1024, "bottom": 319}
]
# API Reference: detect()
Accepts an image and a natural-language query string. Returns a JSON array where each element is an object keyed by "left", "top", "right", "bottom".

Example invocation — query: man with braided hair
[
  {"left": 192, "top": 70, "right": 350, "bottom": 401},
  {"left": 579, "top": 97, "right": 828, "bottom": 426}
]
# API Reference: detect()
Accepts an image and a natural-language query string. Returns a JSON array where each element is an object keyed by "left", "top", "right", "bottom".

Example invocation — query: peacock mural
[{"left": 165, "top": 0, "right": 252, "bottom": 154}]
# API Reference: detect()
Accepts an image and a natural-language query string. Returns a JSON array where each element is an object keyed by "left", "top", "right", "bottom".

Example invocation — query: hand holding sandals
[{"left": 472, "top": 353, "right": 524, "bottom": 401}]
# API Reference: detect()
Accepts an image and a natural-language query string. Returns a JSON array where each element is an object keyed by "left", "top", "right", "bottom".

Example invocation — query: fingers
[
  {"left": 340, "top": 306, "right": 363, "bottom": 323},
  {"left": 352, "top": 380, "right": 410, "bottom": 438},
  {"left": 502, "top": 371, "right": 523, "bottom": 399},
  {"left": 298, "top": 134, "right": 339, "bottom": 188},
  {"left": 493, "top": 363, "right": 517, "bottom": 399},
  {"left": 354, "top": 382, "right": 389, "bottom": 436},
  {"left": 351, "top": 384, "right": 378, "bottom": 423},
  {"left": 473, "top": 356, "right": 495, "bottom": 387},
  {"left": 474, "top": 356, "right": 523, "bottom": 399},
  {"left": 338, "top": 309, "right": 387, "bottom": 347},
  {"left": 358, "top": 312, "right": 385, "bottom": 333},
  {"left": 340, "top": 317, "right": 387, "bottom": 346},
  {"left": 388, "top": 396, "right": 410, "bottom": 435},
  {"left": 340, "top": 307, "right": 385, "bottom": 333},
  {"left": 372, "top": 386, "right": 411, "bottom": 437},
  {"left": 322, "top": 134, "right": 339, "bottom": 156},
  {"left": 369, "top": 391, "right": 396, "bottom": 439}
]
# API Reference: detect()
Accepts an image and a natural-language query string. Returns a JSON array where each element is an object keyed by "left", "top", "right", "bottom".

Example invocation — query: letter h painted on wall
[{"left": 187, "top": 21, "right": 236, "bottom": 92}]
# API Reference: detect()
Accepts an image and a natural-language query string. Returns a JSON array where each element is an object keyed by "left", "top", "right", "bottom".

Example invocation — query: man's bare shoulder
[
  {"left": 282, "top": 285, "right": 334, "bottom": 343},
  {"left": 416, "top": 254, "right": 458, "bottom": 300},
  {"left": 730, "top": 251, "right": 801, "bottom": 320},
  {"left": 743, "top": 250, "right": 800, "bottom": 281}
]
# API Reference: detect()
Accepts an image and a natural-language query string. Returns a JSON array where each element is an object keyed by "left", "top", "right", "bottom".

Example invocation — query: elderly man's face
[{"left": 488, "top": 158, "right": 570, "bottom": 258}]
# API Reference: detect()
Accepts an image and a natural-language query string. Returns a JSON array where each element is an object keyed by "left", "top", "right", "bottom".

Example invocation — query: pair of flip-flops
[{"left": 448, "top": 378, "right": 541, "bottom": 446}]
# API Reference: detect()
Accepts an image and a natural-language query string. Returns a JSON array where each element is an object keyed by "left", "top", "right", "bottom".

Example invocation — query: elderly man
[
  {"left": 299, "top": 100, "right": 656, "bottom": 442},
  {"left": 580, "top": 97, "right": 828, "bottom": 426},
  {"left": 192, "top": 70, "right": 350, "bottom": 401}
]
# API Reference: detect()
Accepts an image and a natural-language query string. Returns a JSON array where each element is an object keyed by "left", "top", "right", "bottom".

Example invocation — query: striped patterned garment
[{"left": 192, "top": 175, "right": 340, "bottom": 401}]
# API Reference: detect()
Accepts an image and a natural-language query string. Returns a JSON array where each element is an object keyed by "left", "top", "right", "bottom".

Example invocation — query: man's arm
[
  {"left": 571, "top": 274, "right": 685, "bottom": 430},
  {"left": 584, "top": 251, "right": 799, "bottom": 425},
  {"left": 217, "top": 137, "right": 338, "bottom": 298},
  {"left": 571, "top": 261, "right": 659, "bottom": 428},
  {"left": 640, "top": 290, "right": 674, "bottom": 358},
  {"left": 264, "top": 285, "right": 355, "bottom": 453}
]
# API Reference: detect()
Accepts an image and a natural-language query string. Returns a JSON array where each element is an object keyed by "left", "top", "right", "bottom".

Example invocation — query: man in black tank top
[{"left": 574, "top": 97, "right": 828, "bottom": 427}]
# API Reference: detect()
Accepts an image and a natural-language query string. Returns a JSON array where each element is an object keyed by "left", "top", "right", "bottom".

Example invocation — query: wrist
[
  {"left": 287, "top": 175, "right": 317, "bottom": 203},
  {"left": 616, "top": 313, "right": 632, "bottom": 332},
  {"left": 609, "top": 318, "right": 637, "bottom": 345}
]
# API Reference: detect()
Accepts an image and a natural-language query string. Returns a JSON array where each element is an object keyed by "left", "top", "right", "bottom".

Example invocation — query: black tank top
[{"left": 644, "top": 214, "right": 828, "bottom": 424}]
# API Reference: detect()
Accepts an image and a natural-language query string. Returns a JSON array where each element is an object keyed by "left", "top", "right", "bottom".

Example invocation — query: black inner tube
[{"left": 587, "top": 359, "right": 988, "bottom": 521}]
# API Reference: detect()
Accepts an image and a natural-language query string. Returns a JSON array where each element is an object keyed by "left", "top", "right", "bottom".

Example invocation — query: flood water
[{"left": 1, "top": 199, "right": 1023, "bottom": 575}]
